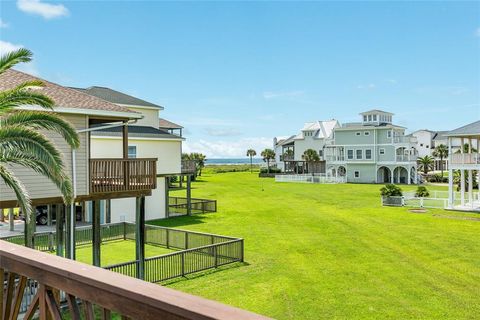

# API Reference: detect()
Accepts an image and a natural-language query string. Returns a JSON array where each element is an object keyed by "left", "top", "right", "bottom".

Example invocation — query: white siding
[
  {"left": 0, "top": 114, "right": 89, "bottom": 202},
  {"left": 126, "top": 106, "right": 160, "bottom": 128}
]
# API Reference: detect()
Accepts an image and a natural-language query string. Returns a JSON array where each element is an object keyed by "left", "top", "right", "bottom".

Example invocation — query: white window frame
[
  {"left": 364, "top": 131, "right": 370, "bottom": 136},
  {"left": 128, "top": 145, "right": 137, "bottom": 159},
  {"left": 354, "top": 171, "right": 360, "bottom": 178},
  {"left": 356, "top": 149, "right": 363, "bottom": 160},
  {"left": 347, "top": 149, "right": 354, "bottom": 160},
  {"left": 365, "top": 149, "right": 372, "bottom": 159},
  {"left": 387, "top": 131, "right": 392, "bottom": 138},
  {"left": 379, "top": 148, "right": 385, "bottom": 155},
  {"left": 356, "top": 132, "right": 361, "bottom": 136}
]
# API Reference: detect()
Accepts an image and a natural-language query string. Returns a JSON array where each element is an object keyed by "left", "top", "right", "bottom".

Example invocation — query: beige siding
[
  {"left": 126, "top": 106, "right": 160, "bottom": 128},
  {"left": 0, "top": 114, "right": 89, "bottom": 202}
]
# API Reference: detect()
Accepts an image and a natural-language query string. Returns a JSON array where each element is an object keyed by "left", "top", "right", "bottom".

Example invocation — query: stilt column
[{"left": 135, "top": 196, "right": 146, "bottom": 280}]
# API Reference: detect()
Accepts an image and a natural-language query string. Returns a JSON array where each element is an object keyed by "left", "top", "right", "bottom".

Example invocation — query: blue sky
[{"left": 1, "top": 1, "right": 479, "bottom": 157}]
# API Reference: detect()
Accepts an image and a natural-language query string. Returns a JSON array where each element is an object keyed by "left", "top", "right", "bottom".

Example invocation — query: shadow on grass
[
  {"left": 147, "top": 215, "right": 209, "bottom": 228},
  {"left": 160, "top": 262, "right": 249, "bottom": 286}
]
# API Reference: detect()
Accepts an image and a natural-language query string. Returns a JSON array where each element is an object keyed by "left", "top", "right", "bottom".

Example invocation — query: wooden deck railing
[
  {"left": 0, "top": 240, "right": 269, "bottom": 320},
  {"left": 90, "top": 158, "right": 157, "bottom": 194},
  {"left": 451, "top": 153, "right": 480, "bottom": 165}
]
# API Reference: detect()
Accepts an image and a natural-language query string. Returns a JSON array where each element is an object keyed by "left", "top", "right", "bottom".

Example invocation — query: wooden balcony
[
  {"left": 90, "top": 158, "right": 157, "bottom": 194},
  {"left": 0, "top": 240, "right": 269, "bottom": 320},
  {"left": 451, "top": 153, "right": 480, "bottom": 166},
  {"left": 181, "top": 160, "right": 196, "bottom": 174}
]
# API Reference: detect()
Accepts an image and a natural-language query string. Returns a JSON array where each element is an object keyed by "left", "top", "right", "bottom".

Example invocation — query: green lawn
[
  {"left": 75, "top": 240, "right": 174, "bottom": 266},
  {"left": 148, "top": 172, "right": 480, "bottom": 320}
]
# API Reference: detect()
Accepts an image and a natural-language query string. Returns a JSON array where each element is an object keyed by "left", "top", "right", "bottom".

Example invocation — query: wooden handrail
[{"left": 0, "top": 240, "right": 270, "bottom": 320}]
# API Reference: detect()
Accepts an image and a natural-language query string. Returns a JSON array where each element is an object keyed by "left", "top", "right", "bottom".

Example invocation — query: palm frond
[
  {"left": 1, "top": 111, "right": 80, "bottom": 148},
  {"left": 0, "top": 87, "right": 54, "bottom": 113},
  {"left": 0, "top": 165, "right": 31, "bottom": 217},
  {"left": 0, "top": 48, "right": 32, "bottom": 75}
]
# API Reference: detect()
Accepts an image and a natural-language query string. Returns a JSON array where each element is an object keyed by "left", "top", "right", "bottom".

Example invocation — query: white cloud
[
  {"left": 0, "top": 40, "right": 40, "bottom": 76},
  {"left": 17, "top": 0, "right": 69, "bottom": 19},
  {"left": 357, "top": 83, "right": 376, "bottom": 89},
  {"left": 0, "top": 19, "right": 8, "bottom": 28},
  {"left": 183, "top": 137, "right": 272, "bottom": 158},
  {"left": 205, "top": 128, "right": 242, "bottom": 137},
  {"left": 262, "top": 90, "right": 305, "bottom": 100}
]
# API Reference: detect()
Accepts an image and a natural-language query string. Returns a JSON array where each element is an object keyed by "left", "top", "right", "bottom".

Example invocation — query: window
[
  {"left": 373, "top": 115, "right": 377, "bottom": 121},
  {"left": 356, "top": 132, "right": 361, "bottom": 136},
  {"left": 379, "top": 148, "right": 385, "bottom": 155},
  {"left": 420, "top": 143, "right": 424, "bottom": 147},
  {"left": 128, "top": 146, "right": 137, "bottom": 158},
  {"left": 426, "top": 145, "right": 429, "bottom": 148},
  {"left": 363, "top": 115, "right": 367, "bottom": 122},
  {"left": 365, "top": 149, "right": 372, "bottom": 159},
  {"left": 368, "top": 115, "right": 372, "bottom": 121},
  {"left": 354, "top": 171, "right": 360, "bottom": 178},
  {"left": 318, "top": 150, "right": 323, "bottom": 157},
  {"left": 347, "top": 149, "right": 354, "bottom": 160},
  {"left": 364, "top": 131, "right": 370, "bottom": 136},
  {"left": 356, "top": 149, "right": 363, "bottom": 160},
  {"left": 387, "top": 131, "right": 392, "bottom": 138}
]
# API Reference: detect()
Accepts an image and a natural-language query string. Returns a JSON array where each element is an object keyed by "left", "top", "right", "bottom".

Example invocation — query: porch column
[
  {"left": 186, "top": 175, "right": 192, "bottom": 216},
  {"left": 0, "top": 209, "right": 4, "bottom": 223},
  {"left": 135, "top": 196, "right": 146, "bottom": 280},
  {"left": 105, "top": 199, "right": 111, "bottom": 224},
  {"left": 65, "top": 205, "right": 72, "bottom": 259},
  {"left": 47, "top": 205, "right": 53, "bottom": 226},
  {"left": 448, "top": 169, "right": 454, "bottom": 207},
  {"left": 8, "top": 208, "right": 14, "bottom": 232},
  {"left": 460, "top": 138, "right": 465, "bottom": 206},
  {"left": 468, "top": 170, "right": 473, "bottom": 208},
  {"left": 407, "top": 167, "right": 411, "bottom": 185},
  {"left": 122, "top": 121, "right": 129, "bottom": 159},
  {"left": 55, "top": 204, "right": 64, "bottom": 257},
  {"left": 165, "top": 177, "right": 170, "bottom": 218},
  {"left": 92, "top": 200, "right": 101, "bottom": 267},
  {"left": 390, "top": 168, "right": 394, "bottom": 184}
]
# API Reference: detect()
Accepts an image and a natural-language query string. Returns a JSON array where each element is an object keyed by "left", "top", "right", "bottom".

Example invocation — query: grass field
[{"left": 148, "top": 172, "right": 480, "bottom": 320}]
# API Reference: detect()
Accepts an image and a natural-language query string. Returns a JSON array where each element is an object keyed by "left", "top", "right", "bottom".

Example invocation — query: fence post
[
  {"left": 185, "top": 232, "right": 189, "bottom": 249},
  {"left": 214, "top": 246, "right": 218, "bottom": 268},
  {"left": 181, "top": 252, "right": 185, "bottom": 277},
  {"left": 420, "top": 197, "right": 424, "bottom": 208},
  {"left": 48, "top": 232, "right": 54, "bottom": 252},
  {"left": 240, "top": 239, "right": 244, "bottom": 262},
  {"left": 166, "top": 229, "right": 170, "bottom": 249}
]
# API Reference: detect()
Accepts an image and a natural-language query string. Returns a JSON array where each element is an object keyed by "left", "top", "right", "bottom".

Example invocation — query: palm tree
[
  {"left": 302, "top": 149, "right": 320, "bottom": 173},
  {"left": 417, "top": 155, "right": 434, "bottom": 175},
  {"left": 260, "top": 149, "right": 275, "bottom": 173},
  {"left": 432, "top": 144, "right": 448, "bottom": 177},
  {"left": 0, "top": 48, "right": 80, "bottom": 245},
  {"left": 283, "top": 149, "right": 294, "bottom": 160},
  {"left": 246, "top": 149, "right": 256, "bottom": 172}
]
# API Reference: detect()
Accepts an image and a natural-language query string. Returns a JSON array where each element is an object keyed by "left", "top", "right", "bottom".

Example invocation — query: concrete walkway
[{"left": 0, "top": 220, "right": 90, "bottom": 237}]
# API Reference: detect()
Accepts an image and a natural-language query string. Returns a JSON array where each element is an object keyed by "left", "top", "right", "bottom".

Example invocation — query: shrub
[
  {"left": 427, "top": 174, "right": 448, "bottom": 183},
  {"left": 415, "top": 186, "right": 430, "bottom": 197},
  {"left": 380, "top": 184, "right": 403, "bottom": 197},
  {"left": 260, "top": 167, "right": 282, "bottom": 174}
]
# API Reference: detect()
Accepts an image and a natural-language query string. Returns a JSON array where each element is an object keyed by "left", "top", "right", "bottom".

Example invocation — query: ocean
[{"left": 205, "top": 158, "right": 264, "bottom": 165}]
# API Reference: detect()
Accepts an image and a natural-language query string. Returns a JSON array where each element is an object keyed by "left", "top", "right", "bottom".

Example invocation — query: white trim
[
  {"left": 379, "top": 148, "right": 386, "bottom": 155},
  {"left": 16, "top": 105, "right": 143, "bottom": 119},
  {"left": 117, "top": 103, "right": 164, "bottom": 111}
]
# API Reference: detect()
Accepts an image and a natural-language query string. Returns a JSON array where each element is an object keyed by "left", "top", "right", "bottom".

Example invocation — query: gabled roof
[
  {"left": 360, "top": 109, "right": 394, "bottom": 115},
  {"left": 0, "top": 69, "right": 139, "bottom": 117},
  {"left": 91, "top": 125, "right": 183, "bottom": 140},
  {"left": 159, "top": 118, "right": 183, "bottom": 129},
  {"left": 295, "top": 119, "right": 339, "bottom": 139},
  {"left": 444, "top": 121, "right": 480, "bottom": 137},
  {"left": 279, "top": 135, "right": 296, "bottom": 146},
  {"left": 72, "top": 86, "right": 163, "bottom": 109}
]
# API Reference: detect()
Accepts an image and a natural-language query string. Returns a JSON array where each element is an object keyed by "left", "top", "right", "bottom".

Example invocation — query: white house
[
  {"left": 73, "top": 86, "right": 188, "bottom": 223},
  {"left": 446, "top": 120, "right": 480, "bottom": 211}
]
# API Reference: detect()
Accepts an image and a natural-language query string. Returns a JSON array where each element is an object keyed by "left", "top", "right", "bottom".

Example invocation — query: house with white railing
[
  {"left": 445, "top": 120, "right": 480, "bottom": 211},
  {"left": 325, "top": 110, "right": 418, "bottom": 184}
]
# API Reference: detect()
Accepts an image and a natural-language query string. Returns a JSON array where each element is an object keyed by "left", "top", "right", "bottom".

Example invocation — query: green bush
[
  {"left": 427, "top": 174, "right": 448, "bottom": 183},
  {"left": 380, "top": 184, "right": 403, "bottom": 197},
  {"left": 415, "top": 186, "right": 430, "bottom": 197},
  {"left": 260, "top": 167, "right": 282, "bottom": 174}
]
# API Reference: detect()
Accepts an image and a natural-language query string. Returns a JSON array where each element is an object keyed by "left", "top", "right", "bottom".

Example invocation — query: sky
[{"left": 1, "top": 0, "right": 479, "bottom": 158}]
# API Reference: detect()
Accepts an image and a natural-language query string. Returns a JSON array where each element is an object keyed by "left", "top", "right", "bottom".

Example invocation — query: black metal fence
[
  {"left": 1, "top": 222, "right": 244, "bottom": 285},
  {"left": 169, "top": 197, "right": 217, "bottom": 215}
]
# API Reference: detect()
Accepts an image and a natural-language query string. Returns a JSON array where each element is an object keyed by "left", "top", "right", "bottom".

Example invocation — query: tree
[
  {"left": 417, "top": 155, "right": 434, "bottom": 175},
  {"left": 246, "top": 149, "right": 256, "bottom": 172},
  {"left": 182, "top": 152, "right": 206, "bottom": 179},
  {"left": 283, "top": 149, "right": 294, "bottom": 160},
  {"left": 302, "top": 149, "right": 320, "bottom": 173},
  {"left": 0, "top": 49, "right": 80, "bottom": 241},
  {"left": 260, "top": 149, "right": 275, "bottom": 173},
  {"left": 432, "top": 144, "right": 448, "bottom": 177},
  {"left": 380, "top": 184, "right": 403, "bottom": 197}
]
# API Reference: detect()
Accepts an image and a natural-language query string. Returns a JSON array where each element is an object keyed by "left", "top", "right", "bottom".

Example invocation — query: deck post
[
  {"left": 8, "top": 208, "right": 14, "bottom": 232},
  {"left": 0, "top": 209, "right": 3, "bottom": 222},
  {"left": 135, "top": 196, "right": 146, "bottom": 280},
  {"left": 92, "top": 200, "right": 101, "bottom": 267},
  {"left": 187, "top": 175, "right": 192, "bottom": 216},
  {"left": 105, "top": 199, "right": 111, "bottom": 224},
  {"left": 65, "top": 205, "right": 71, "bottom": 259},
  {"left": 165, "top": 177, "right": 170, "bottom": 218},
  {"left": 24, "top": 205, "right": 35, "bottom": 248},
  {"left": 56, "top": 204, "right": 64, "bottom": 257},
  {"left": 47, "top": 205, "right": 53, "bottom": 226}
]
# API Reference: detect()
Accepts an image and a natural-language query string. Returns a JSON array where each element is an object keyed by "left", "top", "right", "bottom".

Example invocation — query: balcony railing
[
  {"left": 0, "top": 240, "right": 269, "bottom": 320},
  {"left": 393, "top": 136, "right": 417, "bottom": 144},
  {"left": 326, "top": 156, "right": 345, "bottom": 162},
  {"left": 90, "top": 158, "right": 157, "bottom": 194},
  {"left": 451, "top": 153, "right": 480, "bottom": 165},
  {"left": 396, "top": 155, "right": 417, "bottom": 162},
  {"left": 181, "top": 160, "right": 196, "bottom": 174},
  {"left": 280, "top": 155, "right": 294, "bottom": 161}
]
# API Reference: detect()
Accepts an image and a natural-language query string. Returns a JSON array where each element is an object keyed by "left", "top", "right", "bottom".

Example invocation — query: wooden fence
[{"left": 169, "top": 197, "right": 217, "bottom": 215}]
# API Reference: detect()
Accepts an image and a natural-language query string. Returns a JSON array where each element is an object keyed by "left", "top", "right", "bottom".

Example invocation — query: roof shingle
[{"left": 73, "top": 86, "right": 163, "bottom": 109}]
